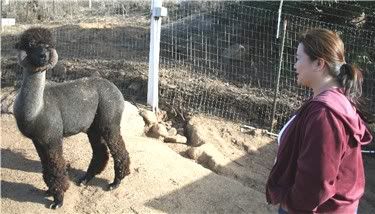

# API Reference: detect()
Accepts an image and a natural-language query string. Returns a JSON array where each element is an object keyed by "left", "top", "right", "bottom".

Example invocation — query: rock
[
  {"left": 187, "top": 143, "right": 233, "bottom": 176},
  {"left": 177, "top": 128, "right": 185, "bottom": 135},
  {"left": 120, "top": 101, "right": 146, "bottom": 137},
  {"left": 175, "top": 135, "right": 187, "bottom": 144},
  {"left": 167, "top": 127, "right": 177, "bottom": 137},
  {"left": 145, "top": 127, "right": 160, "bottom": 139},
  {"left": 186, "top": 119, "right": 205, "bottom": 146},
  {"left": 163, "top": 120, "right": 173, "bottom": 129},
  {"left": 245, "top": 144, "right": 259, "bottom": 155},
  {"left": 245, "top": 128, "right": 264, "bottom": 137},
  {"left": 165, "top": 134, "right": 187, "bottom": 144},
  {"left": 254, "top": 129, "right": 263, "bottom": 136},
  {"left": 140, "top": 109, "right": 158, "bottom": 125},
  {"left": 156, "top": 110, "right": 167, "bottom": 122},
  {"left": 150, "top": 123, "right": 169, "bottom": 138}
]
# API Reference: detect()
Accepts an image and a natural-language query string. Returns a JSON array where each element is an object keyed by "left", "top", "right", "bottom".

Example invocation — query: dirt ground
[
  {"left": 1, "top": 112, "right": 374, "bottom": 213},
  {"left": 1, "top": 113, "right": 276, "bottom": 213}
]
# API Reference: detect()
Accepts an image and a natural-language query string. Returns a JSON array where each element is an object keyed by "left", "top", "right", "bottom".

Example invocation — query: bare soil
[
  {"left": 1, "top": 114, "right": 277, "bottom": 213},
  {"left": 1, "top": 113, "right": 374, "bottom": 213}
]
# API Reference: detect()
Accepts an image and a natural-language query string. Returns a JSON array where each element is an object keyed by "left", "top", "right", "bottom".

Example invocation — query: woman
[{"left": 266, "top": 28, "right": 373, "bottom": 213}]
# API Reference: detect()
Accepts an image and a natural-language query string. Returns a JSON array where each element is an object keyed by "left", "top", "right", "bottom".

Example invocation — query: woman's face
[{"left": 294, "top": 43, "right": 320, "bottom": 88}]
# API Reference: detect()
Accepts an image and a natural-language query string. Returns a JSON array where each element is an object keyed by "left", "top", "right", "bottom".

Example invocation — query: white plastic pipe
[
  {"left": 147, "top": 0, "right": 163, "bottom": 112},
  {"left": 276, "top": 0, "right": 284, "bottom": 39}
]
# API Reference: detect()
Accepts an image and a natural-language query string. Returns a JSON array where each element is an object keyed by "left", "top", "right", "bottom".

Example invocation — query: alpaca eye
[{"left": 27, "top": 42, "right": 35, "bottom": 49}]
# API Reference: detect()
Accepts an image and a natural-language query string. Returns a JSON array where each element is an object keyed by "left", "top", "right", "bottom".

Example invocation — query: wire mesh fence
[
  {"left": 158, "top": 1, "right": 375, "bottom": 133},
  {"left": 159, "top": 3, "right": 282, "bottom": 130},
  {"left": 1, "top": 1, "right": 374, "bottom": 139}
]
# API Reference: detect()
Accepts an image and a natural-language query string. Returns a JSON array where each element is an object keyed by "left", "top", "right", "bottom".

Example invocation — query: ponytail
[
  {"left": 337, "top": 63, "right": 363, "bottom": 103},
  {"left": 337, "top": 63, "right": 374, "bottom": 123}
]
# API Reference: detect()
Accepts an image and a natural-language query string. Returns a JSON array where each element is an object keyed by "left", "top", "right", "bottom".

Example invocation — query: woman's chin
[{"left": 296, "top": 79, "right": 305, "bottom": 87}]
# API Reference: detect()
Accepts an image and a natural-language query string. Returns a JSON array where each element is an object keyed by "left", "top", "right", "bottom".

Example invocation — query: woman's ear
[{"left": 314, "top": 58, "right": 326, "bottom": 72}]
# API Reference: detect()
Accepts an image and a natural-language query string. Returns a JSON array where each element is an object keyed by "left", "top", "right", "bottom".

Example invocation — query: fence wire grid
[{"left": 1, "top": 1, "right": 374, "bottom": 140}]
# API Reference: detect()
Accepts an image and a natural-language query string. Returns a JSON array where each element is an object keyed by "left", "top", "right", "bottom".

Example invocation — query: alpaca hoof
[
  {"left": 49, "top": 201, "right": 63, "bottom": 209},
  {"left": 108, "top": 180, "right": 121, "bottom": 191},
  {"left": 77, "top": 177, "right": 89, "bottom": 186}
]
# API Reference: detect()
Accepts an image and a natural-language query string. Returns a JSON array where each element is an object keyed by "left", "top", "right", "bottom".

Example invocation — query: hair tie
[{"left": 339, "top": 63, "right": 353, "bottom": 78}]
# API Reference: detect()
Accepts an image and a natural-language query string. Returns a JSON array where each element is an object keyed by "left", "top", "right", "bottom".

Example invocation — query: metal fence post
[
  {"left": 270, "top": 19, "right": 288, "bottom": 133},
  {"left": 147, "top": 0, "right": 167, "bottom": 112}
]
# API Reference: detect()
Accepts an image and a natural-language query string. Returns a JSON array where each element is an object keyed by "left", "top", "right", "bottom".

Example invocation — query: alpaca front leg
[
  {"left": 34, "top": 142, "right": 57, "bottom": 197},
  {"left": 37, "top": 142, "right": 70, "bottom": 209},
  {"left": 33, "top": 142, "right": 50, "bottom": 196}
]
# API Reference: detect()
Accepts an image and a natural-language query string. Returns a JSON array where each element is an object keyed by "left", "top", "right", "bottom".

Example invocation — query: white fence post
[{"left": 147, "top": 0, "right": 167, "bottom": 112}]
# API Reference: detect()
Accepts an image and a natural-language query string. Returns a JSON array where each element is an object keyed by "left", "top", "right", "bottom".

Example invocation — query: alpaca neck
[{"left": 16, "top": 69, "right": 46, "bottom": 121}]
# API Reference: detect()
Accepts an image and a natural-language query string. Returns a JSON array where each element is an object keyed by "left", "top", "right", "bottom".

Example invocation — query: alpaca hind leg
[
  {"left": 78, "top": 129, "right": 109, "bottom": 186},
  {"left": 34, "top": 141, "right": 69, "bottom": 209},
  {"left": 105, "top": 132, "right": 130, "bottom": 190}
]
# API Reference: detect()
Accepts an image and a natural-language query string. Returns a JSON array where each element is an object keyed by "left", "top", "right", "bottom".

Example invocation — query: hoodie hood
[{"left": 312, "top": 88, "right": 372, "bottom": 145}]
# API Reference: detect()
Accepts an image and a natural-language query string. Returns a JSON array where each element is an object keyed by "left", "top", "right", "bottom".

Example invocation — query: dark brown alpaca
[{"left": 13, "top": 27, "right": 130, "bottom": 209}]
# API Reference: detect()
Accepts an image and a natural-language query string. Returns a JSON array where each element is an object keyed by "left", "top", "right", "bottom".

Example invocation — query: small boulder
[
  {"left": 165, "top": 134, "right": 187, "bottom": 144},
  {"left": 120, "top": 101, "right": 146, "bottom": 137},
  {"left": 163, "top": 120, "right": 173, "bottom": 129},
  {"left": 254, "top": 129, "right": 263, "bottom": 136},
  {"left": 177, "top": 128, "right": 185, "bottom": 135},
  {"left": 140, "top": 109, "right": 158, "bottom": 125},
  {"left": 150, "top": 123, "right": 169, "bottom": 138},
  {"left": 187, "top": 119, "right": 205, "bottom": 146},
  {"left": 187, "top": 143, "right": 232, "bottom": 175},
  {"left": 167, "top": 127, "right": 178, "bottom": 137},
  {"left": 156, "top": 110, "right": 168, "bottom": 122}
]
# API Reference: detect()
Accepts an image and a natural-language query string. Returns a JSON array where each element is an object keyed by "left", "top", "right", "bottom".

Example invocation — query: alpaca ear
[
  {"left": 48, "top": 48, "right": 58, "bottom": 68},
  {"left": 17, "top": 50, "right": 30, "bottom": 68}
]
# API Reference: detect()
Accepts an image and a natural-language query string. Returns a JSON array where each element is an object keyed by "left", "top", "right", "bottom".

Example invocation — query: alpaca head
[{"left": 15, "top": 27, "right": 58, "bottom": 72}]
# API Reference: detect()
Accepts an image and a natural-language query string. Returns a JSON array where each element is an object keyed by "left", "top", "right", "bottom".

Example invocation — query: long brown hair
[{"left": 298, "top": 28, "right": 373, "bottom": 123}]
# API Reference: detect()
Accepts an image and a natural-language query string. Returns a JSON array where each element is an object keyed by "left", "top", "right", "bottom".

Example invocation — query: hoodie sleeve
[{"left": 284, "top": 105, "right": 347, "bottom": 212}]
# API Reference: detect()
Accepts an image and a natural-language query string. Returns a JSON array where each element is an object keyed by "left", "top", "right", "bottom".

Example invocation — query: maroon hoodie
[{"left": 266, "top": 88, "right": 373, "bottom": 213}]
